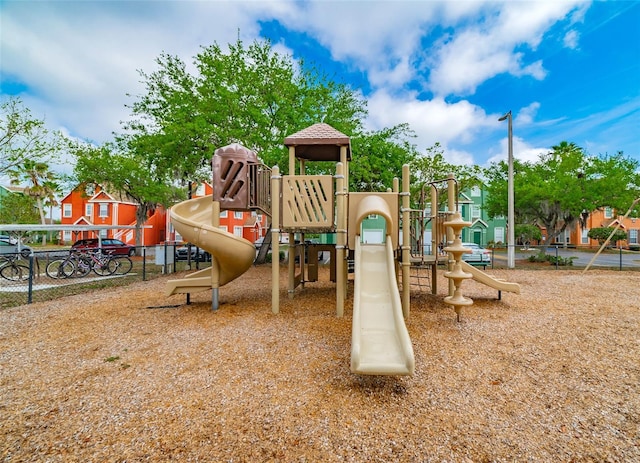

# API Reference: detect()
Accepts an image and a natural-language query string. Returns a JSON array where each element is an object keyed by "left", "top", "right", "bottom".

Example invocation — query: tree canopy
[
  {"left": 71, "top": 141, "right": 185, "bottom": 247},
  {"left": 410, "top": 142, "right": 483, "bottom": 208},
  {"left": 484, "top": 141, "right": 640, "bottom": 245},
  {"left": 0, "top": 192, "right": 39, "bottom": 224},
  {"left": 121, "top": 39, "right": 367, "bottom": 183},
  {"left": 0, "top": 97, "right": 66, "bottom": 175}
]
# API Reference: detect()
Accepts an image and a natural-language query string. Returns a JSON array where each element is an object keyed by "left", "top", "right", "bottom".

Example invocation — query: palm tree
[{"left": 8, "top": 159, "right": 60, "bottom": 245}]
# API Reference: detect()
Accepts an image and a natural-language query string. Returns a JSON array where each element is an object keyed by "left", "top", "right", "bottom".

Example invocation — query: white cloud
[
  {"left": 516, "top": 102, "right": 541, "bottom": 125},
  {"left": 365, "top": 90, "right": 496, "bottom": 163},
  {"left": 0, "top": 1, "right": 284, "bottom": 143},
  {"left": 427, "top": 1, "right": 584, "bottom": 96},
  {"left": 487, "top": 136, "right": 548, "bottom": 166},
  {"left": 563, "top": 30, "right": 580, "bottom": 49}
]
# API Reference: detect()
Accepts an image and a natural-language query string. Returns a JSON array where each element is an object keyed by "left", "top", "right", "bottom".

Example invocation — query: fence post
[
  {"left": 142, "top": 247, "right": 147, "bottom": 281},
  {"left": 27, "top": 254, "right": 34, "bottom": 304},
  {"left": 163, "top": 242, "right": 168, "bottom": 275},
  {"left": 619, "top": 244, "right": 623, "bottom": 271},
  {"left": 555, "top": 246, "right": 559, "bottom": 270}
]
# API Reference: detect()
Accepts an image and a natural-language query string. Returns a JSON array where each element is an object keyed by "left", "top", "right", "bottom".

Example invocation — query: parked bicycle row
[{"left": 45, "top": 249, "right": 133, "bottom": 279}]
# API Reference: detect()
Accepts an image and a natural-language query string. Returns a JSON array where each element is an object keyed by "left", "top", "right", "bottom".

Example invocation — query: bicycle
[
  {"left": 108, "top": 255, "right": 133, "bottom": 275},
  {"left": 0, "top": 254, "right": 31, "bottom": 281},
  {"left": 46, "top": 256, "right": 76, "bottom": 279},
  {"left": 75, "top": 249, "right": 115, "bottom": 276}
]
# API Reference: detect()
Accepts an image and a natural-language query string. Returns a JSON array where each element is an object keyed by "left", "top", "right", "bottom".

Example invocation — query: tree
[
  {"left": 588, "top": 227, "right": 627, "bottom": 246},
  {"left": 515, "top": 224, "right": 542, "bottom": 247},
  {"left": 122, "top": 38, "right": 367, "bottom": 185},
  {"left": 410, "top": 142, "right": 483, "bottom": 208},
  {"left": 0, "top": 192, "right": 39, "bottom": 224},
  {"left": 484, "top": 142, "right": 640, "bottom": 246},
  {"left": 7, "top": 160, "right": 62, "bottom": 244},
  {"left": 0, "top": 97, "right": 66, "bottom": 175},
  {"left": 349, "top": 124, "right": 418, "bottom": 192},
  {"left": 71, "top": 141, "right": 185, "bottom": 250}
]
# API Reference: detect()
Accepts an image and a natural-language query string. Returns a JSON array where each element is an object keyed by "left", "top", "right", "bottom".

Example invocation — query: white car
[
  {"left": 0, "top": 238, "right": 32, "bottom": 258},
  {"left": 461, "top": 242, "right": 491, "bottom": 263}
]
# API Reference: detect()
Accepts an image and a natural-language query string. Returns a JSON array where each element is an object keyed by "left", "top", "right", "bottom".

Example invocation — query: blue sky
[{"left": 1, "top": 0, "right": 639, "bottom": 175}]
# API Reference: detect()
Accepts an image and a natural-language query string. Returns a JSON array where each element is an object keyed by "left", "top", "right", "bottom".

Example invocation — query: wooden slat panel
[{"left": 282, "top": 175, "right": 333, "bottom": 229}]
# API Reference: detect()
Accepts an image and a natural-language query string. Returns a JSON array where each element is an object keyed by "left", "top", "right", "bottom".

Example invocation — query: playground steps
[{"left": 165, "top": 268, "right": 213, "bottom": 296}]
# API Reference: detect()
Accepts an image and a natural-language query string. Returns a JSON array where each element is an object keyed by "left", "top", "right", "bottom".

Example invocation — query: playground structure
[{"left": 166, "top": 123, "right": 520, "bottom": 376}]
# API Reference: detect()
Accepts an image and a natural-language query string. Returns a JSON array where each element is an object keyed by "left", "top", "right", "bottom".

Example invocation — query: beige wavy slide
[
  {"left": 351, "top": 239, "right": 415, "bottom": 376},
  {"left": 165, "top": 196, "right": 256, "bottom": 296},
  {"left": 460, "top": 261, "right": 521, "bottom": 294}
]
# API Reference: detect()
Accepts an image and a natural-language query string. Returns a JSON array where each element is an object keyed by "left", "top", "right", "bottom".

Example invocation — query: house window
[
  {"left": 581, "top": 228, "right": 589, "bottom": 244},
  {"left": 234, "top": 211, "right": 243, "bottom": 219},
  {"left": 63, "top": 231, "right": 71, "bottom": 242},
  {"left": 471, "top": 205, "right": 481, "bottom": 219},
  {"left": 629, "top": 229, "right": 638, "bottom": 245},
  {"left": 195, "top": 184, "right": 206, "bottom": 196},
  {"left": 220, "top": 210, "right": 228, "bottom": 218},
  {"left": 234, "top": 226, "right": 243, "bottom": 237},
  {"left": 470, "top": 186, "right": 481, "bottom": 197},
  {"left": 63, "top": 204, "right": 72, "bottom": 218},
  {"left": 604, "top": 207, "right": 613, "bottom": 219},
  {"left": 85, "top": 204, "right": 93, "bottom": 217},
  {"left": 99, "top": 203, "right": 108, "bottom": 217},
  {"left": 100, "top": 230, "right": 108, "bottom": 238},
  {"left": 219, "top": 226, "right": 228, "bottom": 233}
]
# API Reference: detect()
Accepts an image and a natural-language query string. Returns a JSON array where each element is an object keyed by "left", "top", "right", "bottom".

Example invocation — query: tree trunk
[{"left": 36, "top": 197, "right": 47, "bottom": 246}]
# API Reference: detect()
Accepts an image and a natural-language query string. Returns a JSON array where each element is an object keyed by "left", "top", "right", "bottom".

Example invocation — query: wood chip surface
[{"left": 1, "top": 266, "right": 638, "bottom": 462}]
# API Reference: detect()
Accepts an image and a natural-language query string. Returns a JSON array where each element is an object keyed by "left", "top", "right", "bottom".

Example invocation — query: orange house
[
  {"left": 59, "top": 183, "right": 166, "bottom": 246},
  {"left": 570, "top": 206, "right": 640, "bottom": 248},
  {"left": 165, "top": 182, "right": 268, "bottom": 244}
]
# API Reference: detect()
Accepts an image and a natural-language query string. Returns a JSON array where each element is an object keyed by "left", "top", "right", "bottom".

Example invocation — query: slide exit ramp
[
  {"left": 165, "top": 196, "right": 256, "bottom": 296},
  {"left": 350, "top": 238, "right": 415, "bottom": 376}
]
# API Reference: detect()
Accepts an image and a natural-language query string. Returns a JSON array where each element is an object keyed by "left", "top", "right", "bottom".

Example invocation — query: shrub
[
  {"left": 588, "top": 227, "right": 627, "bottom": 246},
  {"left": 548, "top": 255, "right": 577, "bottom": 266},
  {"left": 528, "top": 249, "right": 549, "bottom": 263}
]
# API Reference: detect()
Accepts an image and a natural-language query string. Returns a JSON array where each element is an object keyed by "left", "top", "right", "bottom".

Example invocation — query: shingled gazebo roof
[{"left": 283, "top": 123, "right": 351, "bottom": 162}]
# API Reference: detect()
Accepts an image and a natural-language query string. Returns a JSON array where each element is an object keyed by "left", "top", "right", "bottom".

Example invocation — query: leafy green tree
[
  {"left": 71, "top": 141, "right": 185, "bottom": 250},
  {"left": 410, "top": 142, "right": 483, "bottom": 208},
  {"left": 349, "top": 124, "right": 418, "bottom": 192},
  {"left": 515, "top": 224, "right": 542, "bottom": 247},
  {"left": 0, "top": 97, "right": 66, "bottom": 175},
  {"left": 122, "top": 38, "right": 367, "bottom": 184},
  {"left": 0, "top": 192, "right": 39, "bottom": 224},
  {"left": 588, "top": 227, "right": 627, "bottom": 246},
  {"left": 484, "top": 142, "right": 640, "bottom": 246}
]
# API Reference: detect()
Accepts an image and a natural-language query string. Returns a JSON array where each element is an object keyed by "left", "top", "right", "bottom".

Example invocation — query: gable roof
[{"left": 470, "top": 218, "right": 489, "bottom": 228}]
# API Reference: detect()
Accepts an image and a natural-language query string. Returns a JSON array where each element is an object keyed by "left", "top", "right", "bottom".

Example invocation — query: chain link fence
[
  {"left": 484, "top": 244, "right": 640, "bottom": 271},
  {"left": 0, "top": 243, "right": 216, "bottom": 309},
  {"left": 3, "top": 241, "right": 638, "bottom": 309}
]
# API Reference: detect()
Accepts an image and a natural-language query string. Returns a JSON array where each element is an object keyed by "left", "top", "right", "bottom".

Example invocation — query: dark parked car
[
  {"left": 0, "top": 238, "right": 32, "bottom": 258},
  {"left": 71, "top": 238, "right": 136, "bottom": 256},
  {"left": 175, "top": 243, "right": 211, "bottom": 261}
]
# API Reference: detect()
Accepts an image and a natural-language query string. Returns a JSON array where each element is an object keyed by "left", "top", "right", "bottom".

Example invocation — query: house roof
[
  {"left": 0, "top": 185, "right": 25, "bottom": 194},
  {"left": 60, "top": 183, "right": 138, "bottom": 206},
  {"left": 470, "top": 218, "right": 489, "bottom": 228},
  {"left": 243, "top": 216, "right": 262, "bottom": 227},
  {"left": 283, "top": 123, "right": 351, "bottom": 162}
]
